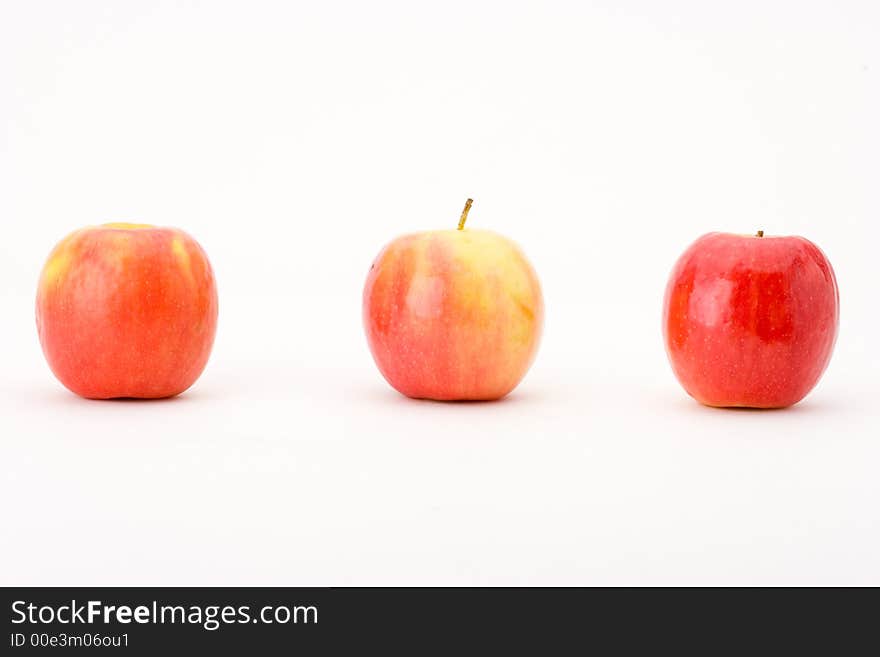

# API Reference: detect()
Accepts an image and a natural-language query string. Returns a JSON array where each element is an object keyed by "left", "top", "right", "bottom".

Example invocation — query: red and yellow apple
[
  {"left": 363, "top": 200, "right": 543, "bottom": 401},
  {"left": 36, "top": 223, "right": 218, "bottom": 399},
  {"left": 662, "top": 231, "right": 839, "bottom": 408}
]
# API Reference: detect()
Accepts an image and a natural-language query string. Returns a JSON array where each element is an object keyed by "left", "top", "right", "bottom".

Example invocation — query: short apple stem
[
  {"left": 458, "top": 198, "right": 473, "bottom": 230},
  {"left": 757, "top": 230, "right": 764, "bottom": 237}
]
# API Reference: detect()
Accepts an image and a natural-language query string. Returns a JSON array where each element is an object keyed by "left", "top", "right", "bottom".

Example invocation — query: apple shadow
[
  {"left": 345, "top": 382, "right": 555, "bottom": 407},
  {"left": 18, "top": 384, "right": 217, "bottom": 406},
  {"left": 665, "top": 391, "right": 850, "bottom": 416},
  {"left": 99, "top": 395, "right": 192, "bottom": 404}
]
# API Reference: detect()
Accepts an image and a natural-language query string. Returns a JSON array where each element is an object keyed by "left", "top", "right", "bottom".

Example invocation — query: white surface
[{"left": 1, "top": 0, "right": 878, "bottom": 586}]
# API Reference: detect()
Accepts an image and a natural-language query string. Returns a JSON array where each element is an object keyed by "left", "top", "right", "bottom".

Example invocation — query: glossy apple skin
[
  {"left": 662, "top": 232, "right": 839, "bottom": 408},
  {"left": 363, "top": 229, "right": 543, "bottom": 400},
  {"left": 36, "top": 224, "right": 218, "bottom": 399}
]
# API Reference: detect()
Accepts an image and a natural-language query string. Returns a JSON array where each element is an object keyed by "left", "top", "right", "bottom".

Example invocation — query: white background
[{"left": 1, "top": 1, "right": 878, "bottom": 585}]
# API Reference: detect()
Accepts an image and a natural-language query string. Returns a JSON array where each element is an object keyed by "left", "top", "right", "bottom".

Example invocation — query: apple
[
  {"left": 36, "top": 223, "right": 218, "bottom": 399},
  {"left": 662, "top": 231, "right": 839, "bottom": 408},
  {"left": 363, "top": 200, "right": 543, "bottom": 400}
]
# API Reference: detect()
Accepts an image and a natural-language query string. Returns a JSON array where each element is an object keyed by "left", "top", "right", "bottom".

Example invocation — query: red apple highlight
[
  {"left": 36, "top": 223, "right": 218, "bottom": 399},
  {"left": 662, "top": 231, "right": 839, "bottom": 408},
  {"left": 363, "top": 200, "right": 543, "bottom": 400}
]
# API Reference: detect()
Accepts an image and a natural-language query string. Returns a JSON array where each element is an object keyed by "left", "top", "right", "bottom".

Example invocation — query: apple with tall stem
[{"left": 363, "top": 199, "right": 544, "bottom": 401}]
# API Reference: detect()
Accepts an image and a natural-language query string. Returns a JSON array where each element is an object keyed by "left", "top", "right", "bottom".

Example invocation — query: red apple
[
  {"left": 36, "top": 223, "right": 218, "bottom": 399},
  {"left": 363, "top": 200, "right": 543, "bottom": 400},
  {"left": 662, "top": 231, "right": 839, "bottom": 408}
]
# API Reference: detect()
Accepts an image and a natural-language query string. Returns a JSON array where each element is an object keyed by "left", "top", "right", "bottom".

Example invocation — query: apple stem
[
  {"left": 458, "top": 198, "right": 473, "bottom": 230},
  {"left": 757, "top": 230, "right": 764, "bottom": 237}
]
